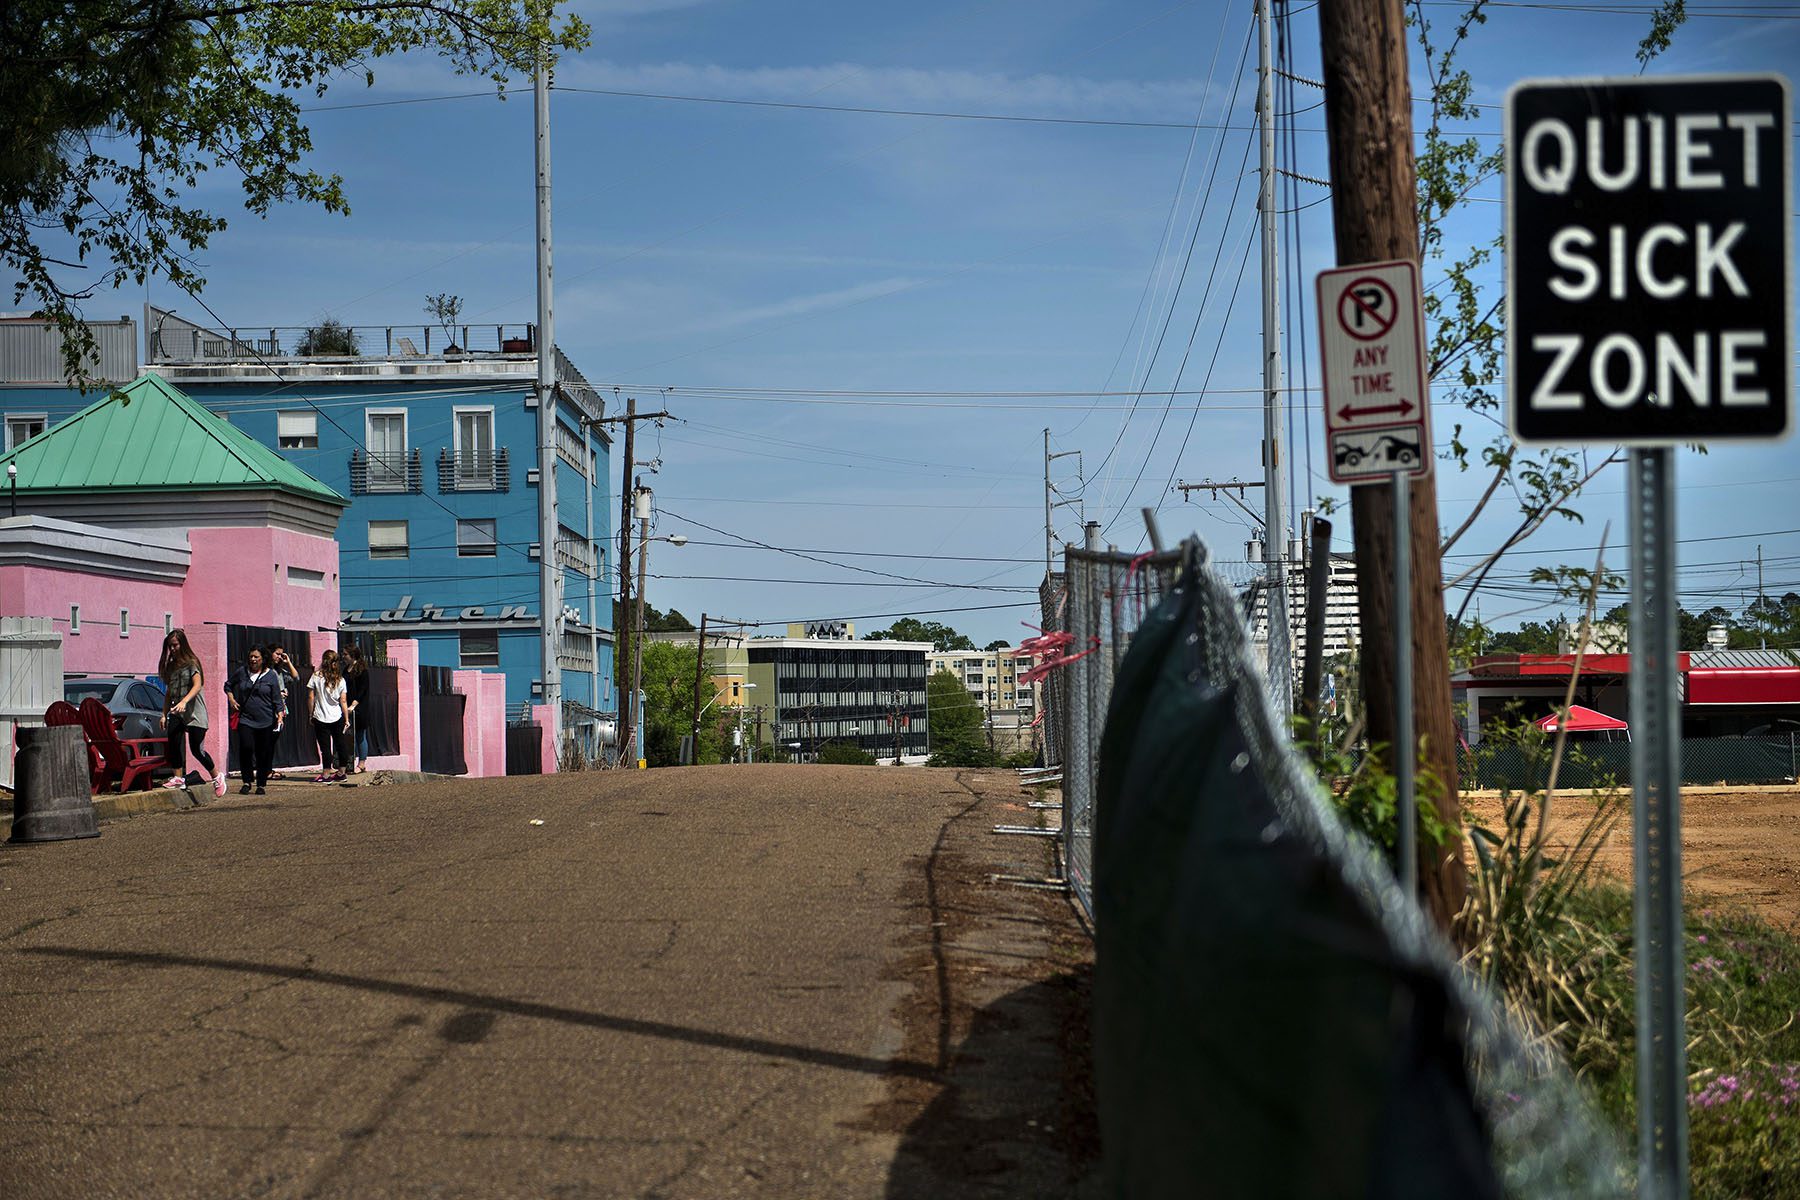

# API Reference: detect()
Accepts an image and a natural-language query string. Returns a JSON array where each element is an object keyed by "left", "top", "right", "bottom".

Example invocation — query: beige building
[{"left": 928, "top": 646, "right": 1041, "bottom": 757}]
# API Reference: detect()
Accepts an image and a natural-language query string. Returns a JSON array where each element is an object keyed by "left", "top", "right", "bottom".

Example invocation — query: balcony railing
[
  {"left": 149, "top": 323, "right": 537, "bottom": 364},
  {"left": 438, "top": 447, "right": 509, "bottom": 493},
  {"left": 349, "top": 448, "right": 422, "bottom": 495}
]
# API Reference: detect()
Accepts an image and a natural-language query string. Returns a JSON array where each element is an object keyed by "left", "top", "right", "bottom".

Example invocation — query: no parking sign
[{"left": 1316, "top": 259, "right": 1433, "bottom": 485}]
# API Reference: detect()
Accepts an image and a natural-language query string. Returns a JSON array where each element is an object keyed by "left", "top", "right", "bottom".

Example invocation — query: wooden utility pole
[
  {"left": 615, "top": 395, "right": 636, "bottom": 760},
  {"left": 1318, "top": 2, "right": 1466, "bottom": 927},
  {"left": 590, "top": 396, "right": 673, "bottom": 765}
]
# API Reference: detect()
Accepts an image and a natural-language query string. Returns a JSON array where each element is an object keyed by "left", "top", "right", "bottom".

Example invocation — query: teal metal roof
[{"left": 0, "top": 374, "right": 343, "bottom": 506}]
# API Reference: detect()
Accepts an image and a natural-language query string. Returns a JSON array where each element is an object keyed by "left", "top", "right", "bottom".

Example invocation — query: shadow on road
[
  {"left": 885, "top": 968, "right": 1099, "bottom": 1199},
  {"left": 20, "top": 945, "right": 935, "bottom": 1081}
]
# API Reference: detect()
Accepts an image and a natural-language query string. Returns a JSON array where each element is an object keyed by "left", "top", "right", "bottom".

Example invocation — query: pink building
[{"left": 1, "top": 375, "right": 349, "bottom": 779}]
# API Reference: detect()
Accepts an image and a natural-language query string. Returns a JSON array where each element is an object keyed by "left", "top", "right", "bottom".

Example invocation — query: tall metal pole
[
  {"left": 533, "top": 49, "right": 562, "bottom": 756},
  {"left": 689, "top": 612, "right": 709, "bottom": 764},
  {"left": 630, "top": 479, "right": 650, "bottom": 767},
  {"left": 1629, "top": 446, "right": 1688, "bottom": 1198},
  {"left": 1393, "top": 473, "right": 1415, "bottom": 896},
  {"left": 1258, "top": 0, "right": 1290, "bottom": 715},
  {"left": 1043, "top": 428, "right": 1053, "bottom": 578}
]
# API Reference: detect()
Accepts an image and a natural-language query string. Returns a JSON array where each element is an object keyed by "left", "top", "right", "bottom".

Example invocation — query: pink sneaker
[
  {"left": 162, "top": 776, "right": 186, "bottom": 790},
  {"left": 213, "top": 775, "right": 227, "bottom": 798}
]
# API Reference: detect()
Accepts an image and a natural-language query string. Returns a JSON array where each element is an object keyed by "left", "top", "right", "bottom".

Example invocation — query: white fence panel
[{"left": 1, "top": 617, "right": 64, "bottom": 790}]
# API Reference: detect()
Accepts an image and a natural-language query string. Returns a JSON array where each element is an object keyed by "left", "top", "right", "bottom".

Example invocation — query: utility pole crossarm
[
  {"left": 590, "top": 410, "right": 674, "bottom": 427},
  {"left": 1176, "top": 477, "right": 1269, "bottom": 529}
]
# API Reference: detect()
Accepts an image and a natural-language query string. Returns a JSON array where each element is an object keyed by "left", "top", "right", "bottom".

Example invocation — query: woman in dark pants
[
  {"left": 343, "top": 643, "right": 371, "bottom": 773},
  {"left": 225, "top": 645, "right": 287, "bottom": 794}
]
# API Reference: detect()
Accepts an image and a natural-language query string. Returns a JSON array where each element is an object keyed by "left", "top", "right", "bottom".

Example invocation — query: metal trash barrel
[{"left": 8, "top": 725, "right": 99, "bottom": 843}]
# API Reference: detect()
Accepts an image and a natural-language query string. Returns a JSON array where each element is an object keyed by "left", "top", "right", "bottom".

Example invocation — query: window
[
  {"left": 558, "top": 629, "right": 595, "bottom": 671},
  {"left": 119, "top": 609, "right": 130, "bottom": 637},
  {"left": 368, "top": 520, "right": 409, "bottom": 560},
  {"left": 128, "top": 683, "right": 163, "bottom": 711},
  {"left": 460, "top": 630, "right": 500, "bottom": 668},
  {"left": 456, "top": 517, "right": 497, "bottom": 557},
  {"left": 4, "top": 413, "right": 46, "bottom": 451},
  {"left": 366, "top": 410, "right": 407, "bottom": 491},
  {"left": 69, "top": 604, "right": 79, "bottom": 634},
  {"left": 555, "top": 421, "right": 587, "bottom": 475},
  {"left": 277, "top": 410, "right": 318, "bottom": 449},
  {"left": 287, "top": 566, "right": 326, "bottom": 589},
  {"left": 164, "top": 613, "right": 173, "bottom": 635},
  {"left": 556, "top": 523, "right": 596, "bottom": 576},
  {"left": 453, "top": 407, "right": 496, "bottom": 487}
]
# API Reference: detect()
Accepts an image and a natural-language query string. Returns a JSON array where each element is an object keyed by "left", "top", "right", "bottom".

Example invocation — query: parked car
[{"left": 62, "top": 675, "right": 167, "bottom": 742}]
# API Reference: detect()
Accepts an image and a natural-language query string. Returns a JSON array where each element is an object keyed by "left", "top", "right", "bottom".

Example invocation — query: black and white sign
[
  {"left": 1506, "top": 75, "right": 1792, "bottom": 444},
  {"left": 1316, "top": 259, "right": 1433, "bottom": 484}
]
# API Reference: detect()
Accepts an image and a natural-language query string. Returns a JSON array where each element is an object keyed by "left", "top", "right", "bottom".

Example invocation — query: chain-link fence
[{"left": 1055, "top": 546, "right": 1183, "bottom": 922}]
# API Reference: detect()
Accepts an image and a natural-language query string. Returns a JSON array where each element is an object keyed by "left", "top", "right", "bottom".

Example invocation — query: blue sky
[{"left": 110, "top": 0, "right": 1800, "bottom": 645}]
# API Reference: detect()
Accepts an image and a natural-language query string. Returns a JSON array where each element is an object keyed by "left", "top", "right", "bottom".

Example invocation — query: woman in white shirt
[{"left": 307, "top": 649, "right": 350, "bottom": 783}]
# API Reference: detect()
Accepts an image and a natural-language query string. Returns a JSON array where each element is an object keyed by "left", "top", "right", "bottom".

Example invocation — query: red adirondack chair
[
  {"left": 76, "top": 697, "right": 167, "bottom": 793},
  {"left": 37, "top": 700, "right": 99, "bottom": 788}
]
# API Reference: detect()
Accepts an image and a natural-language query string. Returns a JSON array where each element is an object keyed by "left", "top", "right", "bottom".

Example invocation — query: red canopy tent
[{"left": 1535, "top": 704, "right": 1630, "bottom": 734}]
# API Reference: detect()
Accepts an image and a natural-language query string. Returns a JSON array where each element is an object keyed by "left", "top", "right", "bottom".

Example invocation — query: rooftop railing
[{"left": 148, "top": 323, "right": 537, "bottom": 364}]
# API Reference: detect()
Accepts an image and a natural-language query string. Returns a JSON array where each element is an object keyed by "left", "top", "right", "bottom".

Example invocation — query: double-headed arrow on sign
[{"left": 1335, "top": 397, "right": 1415, "bottom": 423}]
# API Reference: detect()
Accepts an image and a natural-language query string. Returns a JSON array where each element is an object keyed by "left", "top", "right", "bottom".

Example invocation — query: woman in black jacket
[
  {"left": 225, "top": 645, "right": 287, "bottom": 795},
  {"left": 343, "top": 643, "right": 371, "bottom": 773}
]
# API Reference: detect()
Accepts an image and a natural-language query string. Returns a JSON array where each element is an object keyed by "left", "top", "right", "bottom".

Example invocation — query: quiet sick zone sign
[{"left": 1507, "top": 75, "right": 1792, "bottom": 444}]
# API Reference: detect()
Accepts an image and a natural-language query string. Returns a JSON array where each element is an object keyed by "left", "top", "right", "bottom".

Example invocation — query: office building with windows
[
  {"left": 0, "top": 307, "right": 618, "bottom": 753},
  {"left": 662, "top": 625, "right": 933, "bottom": 762}
]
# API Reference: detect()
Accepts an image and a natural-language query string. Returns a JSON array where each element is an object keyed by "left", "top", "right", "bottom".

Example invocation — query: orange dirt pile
[{"left": 1464, "top": 786, "right": 1800, "bottom": 928}]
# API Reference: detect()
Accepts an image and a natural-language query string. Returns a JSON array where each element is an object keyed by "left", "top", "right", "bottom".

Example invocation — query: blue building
[{"left": 0, "top": 308, "right": 617, "bottom": 761}]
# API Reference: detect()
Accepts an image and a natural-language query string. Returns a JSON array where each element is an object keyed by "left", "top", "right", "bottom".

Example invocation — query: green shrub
[
  {"left": 297, "top": 317, "right": 358, "bottom": 355},
  {"left": 816, "top": 740, "right": 876, "bottom": 766}
]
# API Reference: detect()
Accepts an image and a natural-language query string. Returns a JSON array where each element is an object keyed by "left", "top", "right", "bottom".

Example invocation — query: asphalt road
[{"left": 1, "top": 765, "right": 1094, "bottom": 1199}]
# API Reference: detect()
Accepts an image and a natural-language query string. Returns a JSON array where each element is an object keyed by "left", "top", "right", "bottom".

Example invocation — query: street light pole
[{"left": 629, "top": 479, "right": 650, "bottom": 766}]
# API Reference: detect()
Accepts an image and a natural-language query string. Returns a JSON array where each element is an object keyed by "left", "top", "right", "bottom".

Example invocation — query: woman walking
[
  {"left": 308, "top": 649, "right": 350, "bottom": 783},
  {"left": 343, "top": 643, "right": 370, "bottom": 773},
  {"left": 226, "top": 645, "right": 286, "bottom": 795},
  {"left": 159, "top": 629, "right": 224, "bottom": 798}
]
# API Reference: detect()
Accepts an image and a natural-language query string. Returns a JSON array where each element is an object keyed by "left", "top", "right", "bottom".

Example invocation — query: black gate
[
  {"left": 418, "top": 665, "right": 467, "bottom": 776},
  {"left": 224, "top": 625, "right": 315, "bottom": 772},
  {"left": 361, "top": 664, "right": 401, "bottom": 759},
  {"left": 505, "top": 714, "right": 542, "bottom": 775}
]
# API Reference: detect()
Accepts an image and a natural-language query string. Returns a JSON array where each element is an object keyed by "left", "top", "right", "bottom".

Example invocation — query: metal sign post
[
  {"left": 1391, "top": 470, "right": 1414, "bottom": 896},
  {"left": 1506, "top": 73, "right": 1791, "bottom": 1200},
  {"left": 1315, "top": 257, "right": 1431, "bottom": 893},
  {"left": 1629, "top": 447, "right": 1686, "bottom": 1195}
]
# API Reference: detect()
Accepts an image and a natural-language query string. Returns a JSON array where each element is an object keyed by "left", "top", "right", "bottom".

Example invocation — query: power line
[
  {"left": 650, "top": 574, "right": 1037, "bottom": 591},
  {"left": 671, "top": 538, "right": 1040, "bottom": 564},
  {"left": 658, "top": 507, "right": 1034, "bottom": 591}
]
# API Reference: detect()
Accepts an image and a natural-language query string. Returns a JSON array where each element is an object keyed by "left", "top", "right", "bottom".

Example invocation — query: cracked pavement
[{"left": 1, "top": 765, "right": 1095, "bottom": 1198}]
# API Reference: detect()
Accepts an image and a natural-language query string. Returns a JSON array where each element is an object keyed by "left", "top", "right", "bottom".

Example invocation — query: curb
[{"left": 1, "top": 770, "right": 446, "bottom": 843}]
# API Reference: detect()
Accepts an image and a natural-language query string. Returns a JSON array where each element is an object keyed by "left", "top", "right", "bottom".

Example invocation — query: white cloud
[
  {"left": 669, "top": 276, "right": 924, "bottom": 335},
  {"left": 555, "top": 59, "right": 1221, "bottom": 122},
  {"left": 347, "top": 57, "right": 1224, "bottom": 125}
]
